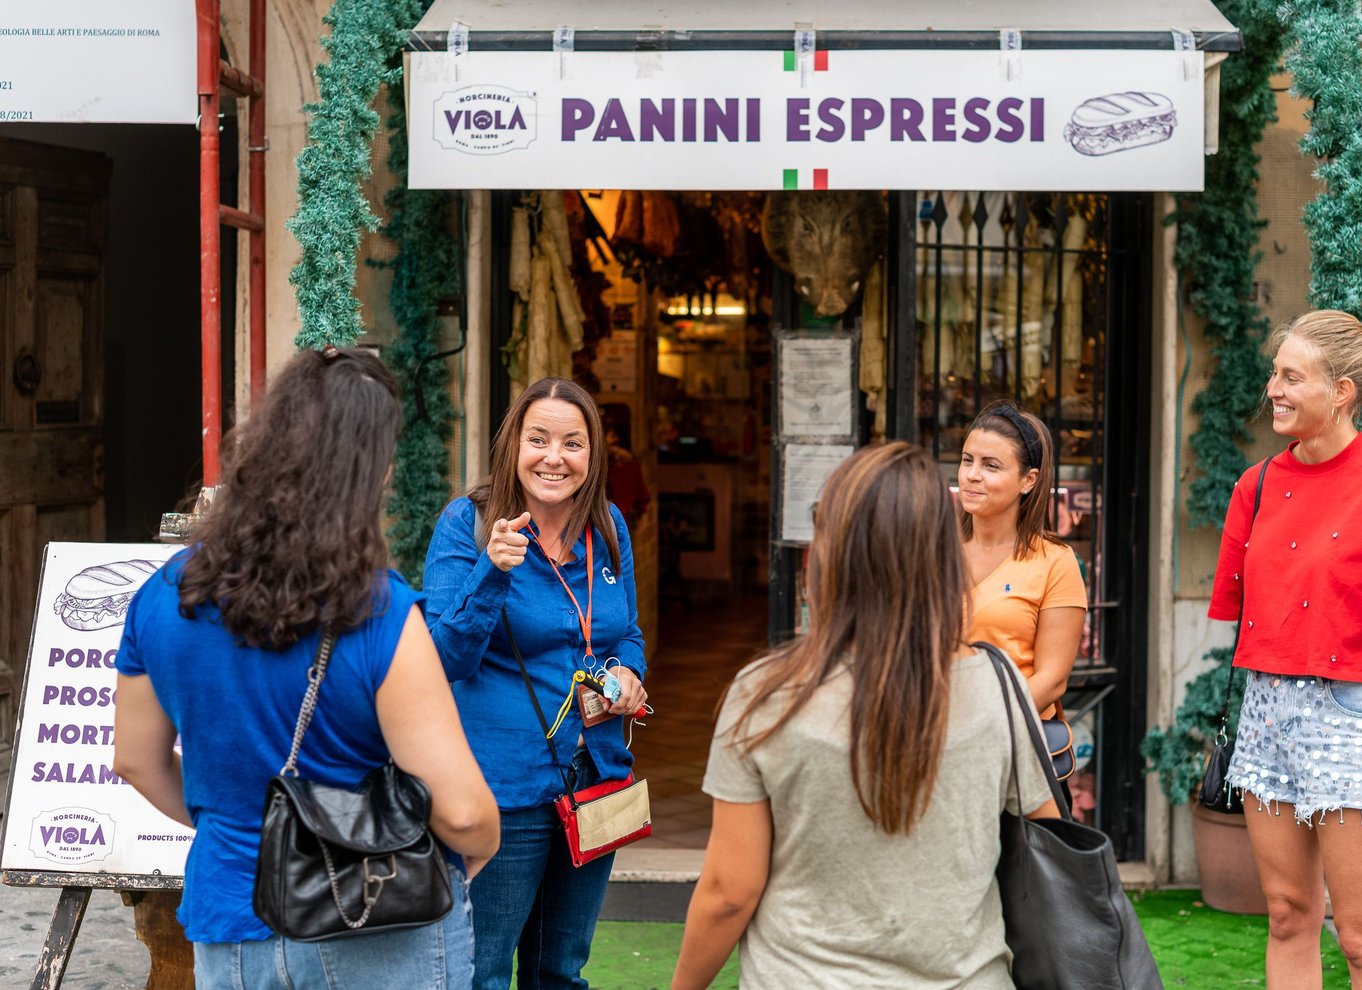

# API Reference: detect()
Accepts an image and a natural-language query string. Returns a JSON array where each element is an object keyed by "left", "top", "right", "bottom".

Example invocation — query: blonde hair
[{"left": 1269, "top": 310, "right": 1362, "bottom": 421}]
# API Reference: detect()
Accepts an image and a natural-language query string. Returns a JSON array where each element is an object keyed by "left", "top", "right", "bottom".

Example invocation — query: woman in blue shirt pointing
[{"left": 424, "top": 376, "right": 648, "bottom": 990}]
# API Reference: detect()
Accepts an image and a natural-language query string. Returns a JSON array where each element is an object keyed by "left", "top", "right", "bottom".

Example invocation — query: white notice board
[
  {"left": 0, "top": 1, "right": 196, "bottom": 124},
  {"left": 778, "top": 336, "right": 857, "bottom": 438},
  {"left": 2, "top": 543, "right": 191, "bottom": 884},
  {"left": 780, "top": 443, "right": 856, "bottom": 543}
]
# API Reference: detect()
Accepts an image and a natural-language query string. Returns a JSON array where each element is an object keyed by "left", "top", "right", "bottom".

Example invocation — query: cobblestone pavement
[{"left": 0, "top": 884, "right": 150, "bottom": 989}]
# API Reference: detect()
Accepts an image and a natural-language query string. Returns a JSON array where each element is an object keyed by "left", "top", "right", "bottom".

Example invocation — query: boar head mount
[{"left": 761, "top": 191, "right": 886, "bottom": 318}]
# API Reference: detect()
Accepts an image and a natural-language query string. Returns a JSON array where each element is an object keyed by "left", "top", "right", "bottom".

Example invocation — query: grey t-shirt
[{"left": 703, "top": 649, "right": 1054, "bottom": 989}]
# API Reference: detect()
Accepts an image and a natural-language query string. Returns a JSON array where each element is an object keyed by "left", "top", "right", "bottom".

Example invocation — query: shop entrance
[{"left": 487, "top": 188, "right": 1149, "bottom": 857}]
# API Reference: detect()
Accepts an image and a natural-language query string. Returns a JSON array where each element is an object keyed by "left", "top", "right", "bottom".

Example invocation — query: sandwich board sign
[{"left": 3, "top": 542, "right": 191, "bottom": 883}]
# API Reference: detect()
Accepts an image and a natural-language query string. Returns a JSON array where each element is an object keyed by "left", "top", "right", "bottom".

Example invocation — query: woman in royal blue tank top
[{"left": 113, "top": 347, "right": 499, "bottom": 989}]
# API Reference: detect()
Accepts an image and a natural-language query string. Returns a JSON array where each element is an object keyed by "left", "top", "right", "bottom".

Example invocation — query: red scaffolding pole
[{"left": 197, "top": 0, "right": 266, "bottom": 486}]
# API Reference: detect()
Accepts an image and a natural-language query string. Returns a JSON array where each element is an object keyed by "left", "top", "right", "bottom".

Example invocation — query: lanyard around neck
[{"left": 530, "top": 522, "right": 594, "bottom": 661}]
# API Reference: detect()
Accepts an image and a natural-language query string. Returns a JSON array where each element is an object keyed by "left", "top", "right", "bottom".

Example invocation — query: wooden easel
[{"left": 3, "top": 870, "right": 193, "bottom": 989}]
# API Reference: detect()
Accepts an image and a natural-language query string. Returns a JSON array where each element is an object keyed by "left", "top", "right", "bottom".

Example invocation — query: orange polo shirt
[{"left": 966, "top": 539, "right": 1088, "bottom": 702}]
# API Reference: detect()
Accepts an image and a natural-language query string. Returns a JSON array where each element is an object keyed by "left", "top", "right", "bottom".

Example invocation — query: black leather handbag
[
  {"left": 253, "top": 630, "right": 452, "bottom": 941},
  {"left": 981, "top": 643, "right": 1163, "bottom": 990},
  {"left": 1198, "top": 457, "right": 1269, "bottom": 816}
]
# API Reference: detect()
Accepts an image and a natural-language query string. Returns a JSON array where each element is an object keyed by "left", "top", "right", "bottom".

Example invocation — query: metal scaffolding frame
[{"left": 197, "top": 0, "right": 265, "bottom": 485}]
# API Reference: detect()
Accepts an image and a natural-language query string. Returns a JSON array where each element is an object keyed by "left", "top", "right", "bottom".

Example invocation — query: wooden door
[{"left": 0, "top": 137, "right": 109, "bottom": 752}]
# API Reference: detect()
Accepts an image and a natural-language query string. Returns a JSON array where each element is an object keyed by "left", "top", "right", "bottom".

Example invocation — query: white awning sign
[{"left": 408, "top": 49, "right": 1205, "bottom": 191}]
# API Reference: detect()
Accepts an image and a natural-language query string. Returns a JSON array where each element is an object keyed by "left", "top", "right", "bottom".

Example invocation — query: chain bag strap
[
  {"left": 253, "top": 628, "right": 451, "bottom": 941},
  {"left": 280, "top": 628, "right": 338, "bottom": 776},
  {"left": 282, "top": 629, "right": 382, "bottom": 931},
  {"left": 1199, "top": 456, "right": 1270, "bottom": 814}
]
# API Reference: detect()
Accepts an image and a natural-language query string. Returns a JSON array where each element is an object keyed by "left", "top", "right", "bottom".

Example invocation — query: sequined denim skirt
[{"left": 1228, "top": 670, "right": 1362, "bottom": 825}]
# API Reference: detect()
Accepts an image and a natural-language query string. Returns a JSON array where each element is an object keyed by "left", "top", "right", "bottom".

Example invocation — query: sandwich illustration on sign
[
  {"left": 1064, "top": 92, "right": 1177, "bottom": 156},
  {"left": 54, "top": 559, "right": 159, "bottom": 631}
]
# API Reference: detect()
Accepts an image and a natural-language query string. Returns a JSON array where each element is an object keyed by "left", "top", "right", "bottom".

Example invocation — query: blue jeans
[
  {"left": 471, "top": 748, "right": 614, "bottom": 990},
  {"left": 194, "top": 881, "right": 474, "bottom": 989}
]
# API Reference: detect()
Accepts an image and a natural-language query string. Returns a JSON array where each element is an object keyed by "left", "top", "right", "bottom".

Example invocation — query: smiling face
[
  {"left": 517, "top": 398, "right": 591, "bottom": 517},
  {"left": 1268, "top": 334, "right": 1337, "bottom": 440},
  {"left": 957, "top": 428, "right": 1038, "bottom": 524}
]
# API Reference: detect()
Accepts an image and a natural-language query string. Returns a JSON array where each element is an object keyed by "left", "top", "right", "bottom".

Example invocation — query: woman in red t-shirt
[{"left": 1210, "top": 309, "right": 1362, "bottom": 987}]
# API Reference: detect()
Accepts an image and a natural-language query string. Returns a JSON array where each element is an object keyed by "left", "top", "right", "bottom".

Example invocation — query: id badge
[{"left": 576, "top": 683, "right": 617, "bottom": 727}]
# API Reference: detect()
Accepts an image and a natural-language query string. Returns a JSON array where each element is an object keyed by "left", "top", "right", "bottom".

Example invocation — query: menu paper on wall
[
  {"left": 779, "top": 337, "right": 856, "bottom": 438},
  {"left": 781, "top": 444, "right": 856, "bottom": 543},
  {"left": 2, "top": 543, "right": 192, "bottom": 880},
  {"left": 594, "top": 330, "right": 638, "bottom": 394},
  {"left": 0, "top": 1, "right": 195, "bottom": 123}
]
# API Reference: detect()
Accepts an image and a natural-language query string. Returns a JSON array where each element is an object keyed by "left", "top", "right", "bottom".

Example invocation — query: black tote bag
[{"left": 978, "top": 642, "right": 1163, "bottom": 990}]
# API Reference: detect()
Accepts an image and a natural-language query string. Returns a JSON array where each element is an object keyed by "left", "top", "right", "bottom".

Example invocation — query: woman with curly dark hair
[{"left": 113, "top": 346, "right": 498, "bottom": 989}]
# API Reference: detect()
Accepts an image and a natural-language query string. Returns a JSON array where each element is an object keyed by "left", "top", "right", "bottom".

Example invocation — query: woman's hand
[
  {"left": 487, "top": 512, "right": 532, "bottom": 572},
  {"left": 607, "top": 665, "right": 648, "bottom": 716}
]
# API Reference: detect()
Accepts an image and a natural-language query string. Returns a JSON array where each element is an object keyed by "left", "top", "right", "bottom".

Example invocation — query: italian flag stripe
[
  {"left": 782, "top": 169, "right": 829, "bottom": 190},
  {"left": 783, "top": 49, "right": 829, "bottom": 71}
]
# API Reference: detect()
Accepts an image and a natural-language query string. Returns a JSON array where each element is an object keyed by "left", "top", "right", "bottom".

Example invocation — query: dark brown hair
[
  {"left": 729, "top": 443, "right": 968, "bottom": 834},
  {"left": 177, "top": 347, "right": 401, "bottom": 648},
  {"left": 958, "top": 400, "right": 1063, "bottom": 559},
  {"left": 468, "top": 377, "right": 621, "bottom": 572}
]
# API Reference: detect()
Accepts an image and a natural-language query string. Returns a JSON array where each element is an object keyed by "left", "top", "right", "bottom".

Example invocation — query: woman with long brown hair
[
  {"left": 958, "top": 400, "right": 1087, "bottom": 720},
  {"left": 672, "top": 442, "right": 1058, "bottom": 989},
  {"left": 424, "top": 377, "right": 648, "bottom": 989}
]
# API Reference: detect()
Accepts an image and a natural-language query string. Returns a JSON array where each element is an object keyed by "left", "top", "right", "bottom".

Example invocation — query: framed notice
[
  {"left": 0, "top": 0, "right": 196, "bottom": 124},
  {"left": 2, "top": 542, "right": 191, "bottom": 884},
  {"left": 594, "top": 330, "right": 637, "bottom": 394},
  {"left": 780, "top": 443, "right": 856, "bottom": 543},
  {"left": 778, "top": 333, "right": 857, "bottom": 439}
]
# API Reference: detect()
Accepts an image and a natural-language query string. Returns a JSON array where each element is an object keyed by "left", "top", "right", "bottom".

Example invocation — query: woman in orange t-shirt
[{"left": 958, "top": 401, "right": 1087, "bottom": 719}]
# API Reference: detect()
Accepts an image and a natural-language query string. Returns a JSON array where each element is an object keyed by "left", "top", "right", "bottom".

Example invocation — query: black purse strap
[
  {"left": 279, "top": 628, "right": 338, "bottom": 777},
  {"left": 978, "top": 641, "right": 1072, "bottom": 821},
  {"left": 1215, "top": 457, "right": 1271, "bottom": 739},
  {"left": 502, "top": 607, "right": 575, "bottom": 795}
]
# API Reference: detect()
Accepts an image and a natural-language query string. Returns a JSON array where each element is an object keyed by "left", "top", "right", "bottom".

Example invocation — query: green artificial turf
[
  {"left": 579, "top": 890, "right": 1352, "bottom": 989},
  {"left": 1128, "top": 889, "right": 1350, "bottom": 988}
]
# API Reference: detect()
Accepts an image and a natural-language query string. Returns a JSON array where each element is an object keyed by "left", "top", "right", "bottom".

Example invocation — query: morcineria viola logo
[
  {"left": 29, "top": 807, "right": 116, "bottom": 865},
  {"left": 433, "top": 85, "right": 537, "bottom": 155}
]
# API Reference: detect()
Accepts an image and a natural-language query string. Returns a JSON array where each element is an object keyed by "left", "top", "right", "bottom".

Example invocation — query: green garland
[
  {"left": 289, "top": 0, "right": 462, "bottom": 583},
  {"left": 375, "top": 40, "right": 461, "bottom": 585},
  {"left": 1287, "top": 0, "right": 1362, "bottom": 317},
  {"left": 289, "top": 0, "right": 413, "bottom": 349},
  {"left": 1173, "top": 0, "right": 1288, "bottom": 528}
]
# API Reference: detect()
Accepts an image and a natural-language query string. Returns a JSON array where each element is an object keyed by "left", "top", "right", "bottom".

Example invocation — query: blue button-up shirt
[{"left": 423, "top": 498, "right": 646, "bottom": 810}]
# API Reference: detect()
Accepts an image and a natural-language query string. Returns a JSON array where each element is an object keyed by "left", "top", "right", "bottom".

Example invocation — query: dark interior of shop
[
  {"left": 0, "top": 120, "right": 225, "bottom": 543},
  {"left": 485, "top": 188, "right": 1152, "bottom": 855}
]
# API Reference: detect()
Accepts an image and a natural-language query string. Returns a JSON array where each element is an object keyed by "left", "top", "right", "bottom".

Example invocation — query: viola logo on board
[
  {"left": 29, "top": 807, "right": 116, "bottom": 865},
  {"left": 434, "top": 85, "right": 537, "bottom": 155}
]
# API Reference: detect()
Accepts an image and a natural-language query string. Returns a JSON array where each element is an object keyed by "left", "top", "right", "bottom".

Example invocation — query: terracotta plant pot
[{"left": 1190, "top": 800, "right": 1269, "bottom": 915}]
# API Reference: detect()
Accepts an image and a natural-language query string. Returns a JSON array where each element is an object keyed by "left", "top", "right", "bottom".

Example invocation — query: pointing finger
[{"left": 510, "top": 511, "right": 533, "bottom": 531}]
